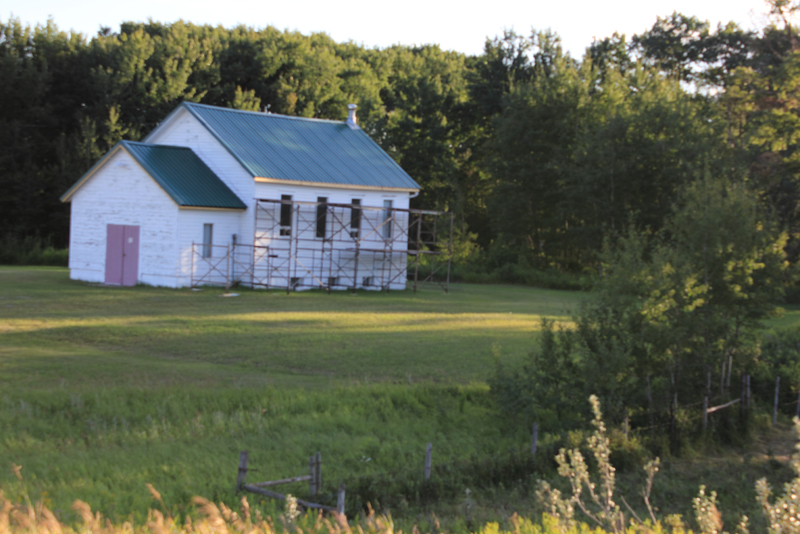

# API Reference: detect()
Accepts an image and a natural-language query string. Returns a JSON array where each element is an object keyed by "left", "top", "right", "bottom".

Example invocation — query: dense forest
[{"left": 3, "top": 1, "right": 800, "bottom": 275}]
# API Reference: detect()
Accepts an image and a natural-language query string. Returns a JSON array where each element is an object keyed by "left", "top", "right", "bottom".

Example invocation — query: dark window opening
[
  {"left": 350, "top": 199, "right": 361, "bottom": 239},
  {"left": 280, "top": 195, "right": 292, "bottom": 236},
  {"left": 316, "top": 197, "right": 327, "bottom": 239}
]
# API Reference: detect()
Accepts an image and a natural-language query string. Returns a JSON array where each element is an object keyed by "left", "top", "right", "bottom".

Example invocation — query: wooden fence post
[
  {"left": 237, "top": 451, "right": 249, "bottom": 492},
  {"left": 703, "top": 397, "right": 708, "bottom": 432},
  {"left": 226, "top": 244, "right": 231, "bottom": 291},
  {"left": 531, "top": 422, "right": 538, "bottom": 456},
  {"left": 774, "top": 376, "right": 781, "bottom": 427},
  {"left": 747, "top": 375, "right": 751, "bottom": 409},
  {"left": 720, "top": 361, "right": 726, "bottom": 395},
  {"left": 315, "top": 452, "right": 322, "bottom": 493},
  {"left": 337, "top": 484, "right": 345, "bottom": 515},
  {"left": 424, "top": 443, "right": 432, "bottom": 480},
  {"left": 309, "top": 455, "right": 316, "bottom": 496},
  {"left": 647, "top": 374, "right": 654, "bottom": 429},
  {"left": 725, "top": 356, "right": 733, "bottom": 392},
  {"left": 741, "top": 374, "right": 746, "bottom": 418},
  {"left": 727, "top": 356, "right": 733, "bottom": 391},
  {"left": 796, "top": 377, "right": 800, "bottom": 419}
]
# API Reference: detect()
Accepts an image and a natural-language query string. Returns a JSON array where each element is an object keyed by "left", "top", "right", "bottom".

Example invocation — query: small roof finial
[{"left": 347, "top": 104, "right": 358, "bottom": 129}]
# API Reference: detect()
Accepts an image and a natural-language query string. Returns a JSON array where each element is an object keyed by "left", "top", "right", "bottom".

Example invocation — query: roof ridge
[
  {"left": 120, "top": 140, "right": 195, "bottom": 151},
  {"left": 182, "top": 102, "right": 348, "bottom": 125}
]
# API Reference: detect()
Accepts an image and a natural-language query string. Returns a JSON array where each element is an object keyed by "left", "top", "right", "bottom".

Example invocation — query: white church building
[{"left": 61, "top": 102, "right": 450, "bottom": 291}]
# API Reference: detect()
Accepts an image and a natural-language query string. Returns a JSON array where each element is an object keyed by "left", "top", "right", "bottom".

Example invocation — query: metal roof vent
[{"left": 347, "top": 104, "right": 359, "bottom": 129}]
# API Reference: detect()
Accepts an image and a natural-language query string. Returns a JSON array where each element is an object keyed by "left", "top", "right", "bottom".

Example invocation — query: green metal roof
[
  {"left": 61, "top": 141, "right": 247, "bottom": 210},
  {"left": 180, "top": 102, "right": 421, "bottom": 190},
  {"left": 122, "top": 141, "right": 246, "bottom": 209}
]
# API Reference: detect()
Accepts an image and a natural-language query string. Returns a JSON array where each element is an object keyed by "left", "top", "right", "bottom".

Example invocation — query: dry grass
[
  {"left": 0, "top": 491, "right": 358, "bottom": 534},
  {"left": 0, "top": 492, "right": 683, "bottom": 534}
]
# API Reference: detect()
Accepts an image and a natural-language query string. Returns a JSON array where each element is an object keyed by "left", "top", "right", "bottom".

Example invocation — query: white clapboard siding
[
  {"left": 254, "top": 182, "right": 411, "bottom": 290},
  {"left": 146, "top": 108, "right": 256, "bottom": 245},
  {"left": 68, "top": 150, "right": 181, "bottom": 287},
  {"left": 176, "top": 209, "right": 244, "bottom": 287}
]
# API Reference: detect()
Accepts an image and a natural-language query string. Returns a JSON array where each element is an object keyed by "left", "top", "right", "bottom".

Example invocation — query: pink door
[{"left": 105, "top": 224, "right": 139, "bottom": 286}]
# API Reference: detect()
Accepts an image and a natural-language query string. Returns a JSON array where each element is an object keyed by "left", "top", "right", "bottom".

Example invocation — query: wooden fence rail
[
  {"left": 236, "top": 451, "right": 343, "bottom": 514},
  {"left": 251, "top": 475, "right": 311, "bottom": 488},
  {"left": 703, "top": 397, "right": 742, "bottom": 431},
  {"left": 243, "top": 484, "right": 338, "bottom": 513}
]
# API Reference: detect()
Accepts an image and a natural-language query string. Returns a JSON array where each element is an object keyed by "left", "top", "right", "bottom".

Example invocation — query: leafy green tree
[
  {"left": 721, "top": 13, "right": 800, "bottom": 261},
  {"left": 376, "top": 45, "right": 472, "bottom": 214},
  {"left": 584, "top": 178, "right": 787, "bottom": 420},
  {"left": 0, "top": 18, "right": 89, "bottom": 245},
  {"left": 485, "top": 31, "right": 587, "bottom": 269},
  {"left": 632, "top": 13, "right": 754, "bottom": 87},
  {"left": 469, "top": 30, "right": 534, "bottom": 118},
  {"left": 486, "top": 36, "right": 721, "bottom": 270},
  {"left": 632, "top": 12, "right": 711, "bottom": 82},
  {"left": 491, "top": 177, "right": 788, "bottom": 428},
  {"left": 568, "top": 65, "right": 721, "bottom": 253},
  {"left": 587, "top": 33, "right": 632, "bottom": 82},
  {"left": 490, "top": 319, "right": 582, "bottom": 428}
]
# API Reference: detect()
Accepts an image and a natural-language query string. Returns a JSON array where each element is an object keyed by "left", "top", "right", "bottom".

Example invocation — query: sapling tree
[
  {"left": 575, "top": 177, "right": 787, "bottom": 424},
  {"left": 491, "top": 176, "right": 789, "bottom": 433}
]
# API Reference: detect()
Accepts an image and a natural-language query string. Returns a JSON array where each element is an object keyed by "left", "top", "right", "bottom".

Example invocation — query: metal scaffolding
[{"left": 192, "top": 199, "right": 453, "bottom": 293}]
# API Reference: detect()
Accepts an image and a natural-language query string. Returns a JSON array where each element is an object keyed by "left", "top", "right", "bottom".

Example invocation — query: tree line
[{"left": 3, "top": 2, "right": 800, "bottom": 275}]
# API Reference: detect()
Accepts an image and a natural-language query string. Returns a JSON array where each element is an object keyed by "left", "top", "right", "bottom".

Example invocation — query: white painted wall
[
  {"left": 146, "top": 109, "right": 256, "bottom": 246},
  {"left": 253, "top": 182, "right": 413, "bottom": 290},
  {"left": 67, "top": 150, "right": 181, "bottom": 287},
  {"left": 176, "top": 209, "right": 244, "bottom": 287}
]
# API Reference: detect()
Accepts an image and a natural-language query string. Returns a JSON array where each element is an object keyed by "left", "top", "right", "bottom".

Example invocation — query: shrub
[
  {"left": 489, "top": 320, "right": 585, "bottom": 431},
  {"left": 0, "top": 234, "right": 68, "bottom": 266},
  {"left": 445, "top": 263, "right": 591, "bottom": 291}
]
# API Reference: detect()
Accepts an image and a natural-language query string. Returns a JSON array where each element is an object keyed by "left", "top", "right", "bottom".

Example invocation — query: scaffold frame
[
  {"left": 253, "top": 198, "right": 453, "bottom": 293},
  {"left": 190, "top": 199, "right": 453, "bottom": 293}
]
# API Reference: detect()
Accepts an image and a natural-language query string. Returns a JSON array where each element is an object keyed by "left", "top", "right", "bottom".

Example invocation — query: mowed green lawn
[
  {"left": 0, "top": 267, "right": 581, "bottom": 523},
  {"left": 1, "top": 267, "right": 579, "bottom": 390}
]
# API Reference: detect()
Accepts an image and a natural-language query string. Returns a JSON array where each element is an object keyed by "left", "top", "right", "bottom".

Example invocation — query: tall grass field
[{"left": 3, "top": 267, "right": 800, "bottom": 532}]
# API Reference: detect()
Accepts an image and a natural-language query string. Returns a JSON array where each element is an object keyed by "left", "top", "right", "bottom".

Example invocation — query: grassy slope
[
  {"left": 4, "top": 267, "right": 800, "bottom": 532},
  {"left": 0, "top": 267, "right": 579, "bottom": 524}
]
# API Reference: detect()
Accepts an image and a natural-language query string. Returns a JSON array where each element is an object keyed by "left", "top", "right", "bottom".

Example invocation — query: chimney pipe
[{"left": 346, "top": 104, "right": 358, "bottom": 129}]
